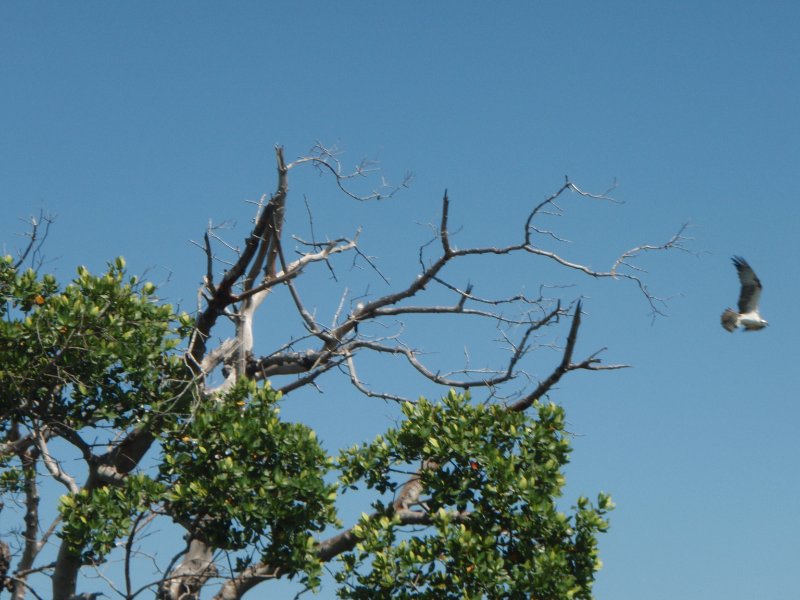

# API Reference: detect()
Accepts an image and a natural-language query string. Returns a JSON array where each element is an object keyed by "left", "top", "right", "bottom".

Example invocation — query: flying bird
[{"left": 721, "top": 256, "right": 768, "bottom": 332}]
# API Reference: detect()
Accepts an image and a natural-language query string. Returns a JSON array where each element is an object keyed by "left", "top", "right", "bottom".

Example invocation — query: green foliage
[
  {"left": 1, "top": 257, "right": 613, "bottom": 598},
  {"left": 0, "top": 459, "right": 26, "bottom": 495},
  {"left": 0, "top": 256, "right": 191, "bottom": 432},
  {"left": 0, "top": 258, "right": 337, "bottom": 589},
  {"left": 58, "top": 474, "right": 164, "bottom": 563},
  {"left": 336, "top": 391, "right": 612, "bottom": 599},
  {"left": 159, "top": 379, "right": 339, "bottom": 586},
  {"left": 0, "top": 257, "right": 192, "bottom": 567}
]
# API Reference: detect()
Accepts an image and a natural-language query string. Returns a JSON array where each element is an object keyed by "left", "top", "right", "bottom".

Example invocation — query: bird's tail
[{"left": 721, "top": 308, "right": 738, "bottom": 332}]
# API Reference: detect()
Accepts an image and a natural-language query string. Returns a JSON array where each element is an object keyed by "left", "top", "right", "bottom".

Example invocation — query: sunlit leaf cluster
[
  {"left": 337, "top": 391, "right": 612, "bottom": 599},
  {"left": 58, "top": 474, "right": 164, "bottom": 562},
  {"left": 0, "top": 256, "right": 190, "bottom": 431},
  {"left": 159, "top": 379, "right": 339, "bottom": 582},
  {"left": 1, "top": 258, "right": 613, "bottom": 599}
]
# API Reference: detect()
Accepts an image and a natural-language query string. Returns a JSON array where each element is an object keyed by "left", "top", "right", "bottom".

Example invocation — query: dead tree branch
[
  {"left": 12, "top": 212, "right": 54, "bottom": 270},
  {"left": 5, "top": 143, "right": 686, "bottom": 600},
  {"left": 153, "top": 148, "right": 684, "bottom": 599}
]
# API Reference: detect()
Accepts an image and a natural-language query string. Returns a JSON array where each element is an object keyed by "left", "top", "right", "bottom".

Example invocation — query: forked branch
[{"left": 165, "top": 147, "right": 686, "bottom": 600}]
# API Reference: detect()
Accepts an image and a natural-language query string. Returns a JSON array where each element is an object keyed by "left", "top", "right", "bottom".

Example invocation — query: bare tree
[
  {"left": 170, "top": 145, "right": 685, "bottom": 599},
  {"left": 0, "top": 143, "right": 688, "bottom": 600}
]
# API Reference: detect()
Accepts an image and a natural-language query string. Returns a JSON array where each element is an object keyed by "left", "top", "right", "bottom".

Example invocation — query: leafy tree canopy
[{"left": 0, "top": 147, "right": 685, "bottom": 599}]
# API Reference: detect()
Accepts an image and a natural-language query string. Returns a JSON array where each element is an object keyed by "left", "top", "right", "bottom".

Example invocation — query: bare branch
[
  {"left": 227, "top": 173, "right": 682, "bottom": 406},
  {"left": 345, "top": 353, "right": 410, "bottom": 403},
  {"left": 568, "top": 179, "right": 621, "bottom": 203},
  {"left": 160, "top": 151, "right": 685, "bottom": 599},
  {"left": 508, "top": 301, "right": 582, "bottom": 412},
  {"left": 243, "top": 194, "right": 272, "bottom": 292},
  {"left": 34, "top": 430, "right": 78, "bottom": 494},
  {"left": 348, "top": 311, "right": 555, "bottom": 389},
  {"left": 187, "top": 146, "right": 289, "bottom": 371},
  {"left": 9, "top": 576, "right": 46, "bottom": 600},
  {"left": 0, "top": 434, "right": 39, "bottom": 461},
  {"left": 371, "top": 303, "right": 542, "bottom": 326},
  {"left": 285, "top": 142, "right": 412, "bottom": 202},
  {"left": 611, "top": 221, "right": 692, "bottom": 275},
  {"left": 233, "top": 236, "right": 357, "bottom": 304},
  {"left": 275, "top": 240, "right": 330, "bottom": 342},
  {"left": 439, "top": 190, "right": 452, "bottom": 255},
  {"left": 203, "top": 227, "right": 216, "bottom": 295},
  {"left": 124, "top": 511, "right": 152, "bottom": 598},
  {"left": 506, "top": 300, "right": 628, "bottom": 412},
  {"left": 12, "top": 212, "right": 54, "bottom": 270},
  {"left": 200, "top": 338, "right": 239, "bottom": 375},
  {"left": 276, "top": 357, "right": 345, "bottom": 396}
]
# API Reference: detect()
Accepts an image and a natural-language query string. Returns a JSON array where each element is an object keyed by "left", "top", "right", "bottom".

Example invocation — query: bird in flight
[{"left": 721, "top": 256, "right": 768, "bottom": 332}]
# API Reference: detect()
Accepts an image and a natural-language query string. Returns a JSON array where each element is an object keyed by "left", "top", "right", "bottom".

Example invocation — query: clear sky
[{"left": 2, "top": 2, "right": 798, "bottom": 599}]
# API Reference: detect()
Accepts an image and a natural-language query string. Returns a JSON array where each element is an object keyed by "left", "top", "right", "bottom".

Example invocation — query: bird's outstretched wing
[{"left": 732, "top": 256, "right": 762, "bottom": 314}]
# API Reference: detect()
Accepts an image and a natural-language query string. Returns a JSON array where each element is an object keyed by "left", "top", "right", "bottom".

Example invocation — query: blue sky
[{"left": 2, "top": 2, "right": 799, "bottom": 599}]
